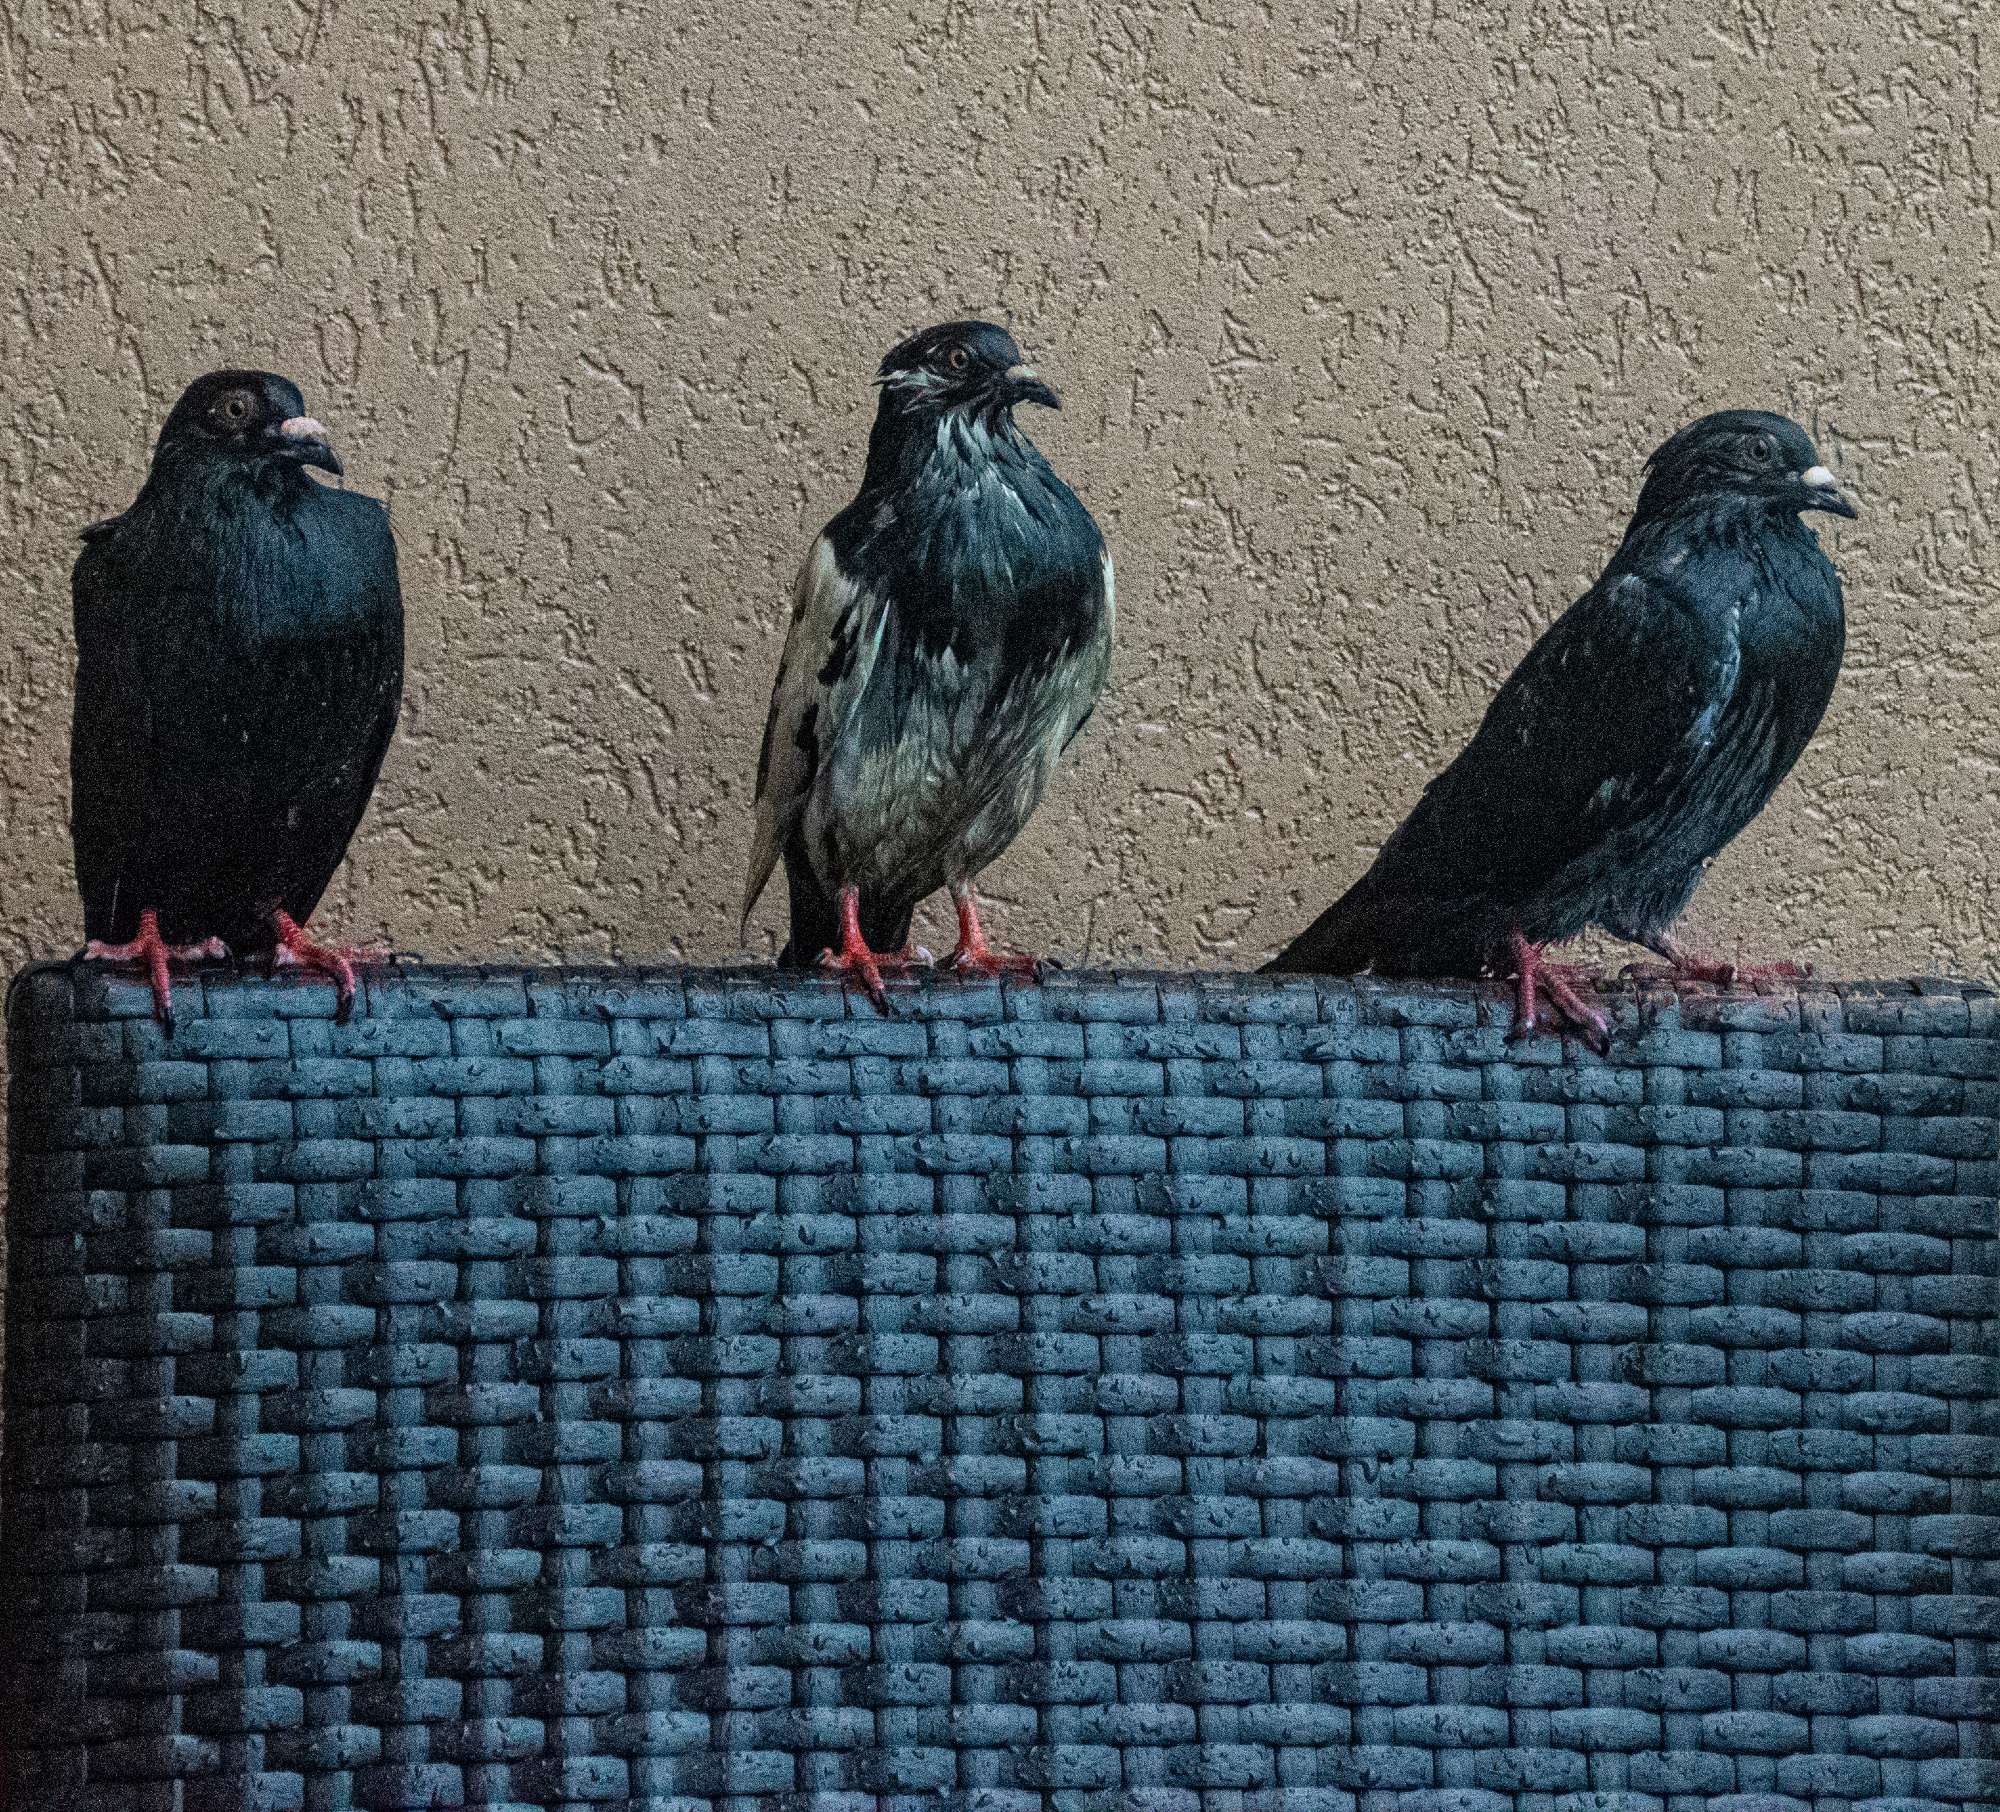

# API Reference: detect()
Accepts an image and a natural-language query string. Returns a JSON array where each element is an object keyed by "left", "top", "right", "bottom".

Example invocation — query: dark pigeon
[
  {"left": 742, "top": 320, "right": 1113, "bottom": 1008},
  {"left": 70, "top": 370, "right": 404, "bottom": 1031},
  {"left": 1266, "top": 409, "right": 1854, "bottom": 1045}
]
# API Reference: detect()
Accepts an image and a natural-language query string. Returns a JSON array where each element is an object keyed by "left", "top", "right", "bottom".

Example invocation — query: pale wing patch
[
  {"left": 1050, "top": 550, "right": 1115, "bottom": 764},
  {"left": 740, "top": 536, "right": 884, "bottom": 935}
]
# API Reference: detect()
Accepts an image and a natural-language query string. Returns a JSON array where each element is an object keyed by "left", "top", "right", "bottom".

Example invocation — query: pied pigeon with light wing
[
  {"left": 1266, "top": 409, "right": 1854, "bottom": 1046},
  {"left": 70, "top": 369, "right": 404, "bottom": 1032},
  {"left": 742, "top": 320, "right": 1114, "bottom": 1007}
]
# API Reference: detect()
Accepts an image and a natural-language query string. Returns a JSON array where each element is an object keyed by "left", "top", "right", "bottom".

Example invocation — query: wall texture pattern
[
  {"left": 5, "top": 966, "right": 1998, "bottom": 1806},
  {"left": 0, "top": 4, "right": 1994, "bottom": 980}
]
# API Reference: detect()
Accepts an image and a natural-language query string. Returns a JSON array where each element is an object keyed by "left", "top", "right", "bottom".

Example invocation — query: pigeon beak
[
  {"left": 1003, "top": 364, "right": 1061, "bottom": 411},
  {"left": 274, "top": 415, "right": 343, "bottom": 476},
  {"left": 1799, "top": 463, "right": 1855, "bottom": 519}
]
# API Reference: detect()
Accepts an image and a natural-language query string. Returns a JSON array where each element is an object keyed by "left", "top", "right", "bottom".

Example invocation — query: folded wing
[{"left": 740, "top": 534, "right": 892, "bottom": 936}]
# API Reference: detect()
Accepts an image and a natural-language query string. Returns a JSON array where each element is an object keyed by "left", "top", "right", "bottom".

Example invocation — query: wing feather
[
  {"left": 740, "top": 534, "right": 890, "bottom": 934},
  {"left": 1382, "top": 569, "right": 1743, "bottom": 899},
  {"left": 1269, "top": 566, "right": 1748, "bottom": 975},
  {"left": 1056, "top": 550, "right": 1114, "bottom": 757},
  {"left": 836, "top": 544, "right": 1114, "bottom": 905},
  {"left": 69, "top": 531, "right": 153, "bottom": 941}
]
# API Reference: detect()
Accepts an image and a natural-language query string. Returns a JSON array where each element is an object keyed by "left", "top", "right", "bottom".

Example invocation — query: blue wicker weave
[{"left": 5, "top": 961, "right": 1999, "bottom": 1811}]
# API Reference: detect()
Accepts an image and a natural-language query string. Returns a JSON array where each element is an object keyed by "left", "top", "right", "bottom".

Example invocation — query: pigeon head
[
  {"left": 875, "top": 320, "right": 1061, "bottom": 419},
  {"left": 154, "top": 371, "right": 344, "bottom": 478},
  {"left": 1632, "top": 409, "right": 1854, "bottom": 526}
]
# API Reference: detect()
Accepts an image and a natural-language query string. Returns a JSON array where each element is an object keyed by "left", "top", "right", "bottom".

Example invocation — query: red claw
[
  {"left": 1507, "top": 929, "right": 1610, "bottom": 1052},
  {"left": 1620, "top": 935, "right": 1814, "bottom": 990},
  {"left": 1667, "top": 954, "right": 1813, "bottom": 987},
  {"left": 85, "top": 908, "right": 225, "bottom": 1033},
  {"left": 942, "top": 887, "right": 1043, "bottom": 982},
  {"left": 816, "top": 886, "right": 915, "bottom": 1014},
  {"left": 271, "top": 910, "right": 363, "bottom": 1023}
]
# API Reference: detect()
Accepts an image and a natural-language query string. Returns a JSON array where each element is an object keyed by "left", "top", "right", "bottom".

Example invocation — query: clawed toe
[
  {"left": 1650, "top": 952, "right": 1815, "bottom": 989},
  {"left": 1509, "top": 992, "right": 1611, "bottom": 1055},
  {"left": 813, "top": 887, "right": 906, "bottom": 1013},
  {"left": 818, "top": 944, "right": 891, "bottom": 1012},
  {"left": 1507, "top": 930, "right": 1611, "bottom": 1053},
  {"left": 944, "top": 948, "right": 1045, "bottom": 982},
  {"left": 1734, "top": 958, "right": 1814, "bottom": 984},
  {"left": 271, "top": 911, "right": 361, "bottom": 1022},
  {"left": 82, "top": 908, "right": 188, "bottom": 1033},
  {"left": 942, "top": 887, "right": 1051, "bottom": 985},
  {"left": 1547, "top": 987, "right": 1612, "bottom": 1055}
]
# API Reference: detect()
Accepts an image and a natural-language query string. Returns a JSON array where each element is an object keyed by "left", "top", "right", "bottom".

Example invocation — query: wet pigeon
[
  {"left": 70, "top": 369, "right": 404, "bottom": 1031},
  {"left": 1267, "top": 409, "right": 1854, "bottom": 1045},
  {"left": 742, "top": 320, "right": 1114, "bottom": 1008}
]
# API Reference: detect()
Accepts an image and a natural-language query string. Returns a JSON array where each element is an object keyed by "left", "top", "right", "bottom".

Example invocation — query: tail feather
[{"left": 778, "top": 855, "right": 840, "bottom": 970}]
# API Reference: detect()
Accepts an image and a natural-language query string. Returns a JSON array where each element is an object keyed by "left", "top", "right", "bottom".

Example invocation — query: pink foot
[
  {"left": 815, "top": 887, "right": 913, "bottom": 1014},
  {"left": 1671, "top": 954, "right": 1813, "bottom": 987},
  {"left": 946, "top": 948, "right": 1045, "bottom": 981},
  {"left": 1620, "top": 938, "right": 1814, "bottom": 989},
  {"left": 943, "top": 887, "right": 1046, "bottom": 981},
  {"left": 271, "top": 910, "right": 363, "bottom": 1023},
  {"left": 82, "top": 908, "right": 218, "bottom": 1031},
  {"left": 86, "top": 932, "right": 226, "bottom": 964},
  {"left": 1508, "top": 930, "right": 1610, "bottom": 1052}
]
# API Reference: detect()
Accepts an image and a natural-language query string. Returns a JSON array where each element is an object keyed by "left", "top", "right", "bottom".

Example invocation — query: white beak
[{"left": 279, "top": 416, "right": 331, "bottom": 442}]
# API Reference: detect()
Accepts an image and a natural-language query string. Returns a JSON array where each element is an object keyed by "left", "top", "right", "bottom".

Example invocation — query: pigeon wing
[
  {"left": 68, "top": 525, "right": 158, "bottom": 943},
  {"left": 740, "top": 534, "right": 892, "bottom": 936},
  {"left": 1271, "top": 565, "right": 1746, "bottom": 973},
  {"left": 1399, "top": 567, "right": 1747, "bottom": 901},
  {"left": 270, "top": 496, "right": 406, "bottom": 925},
  {"left": 1384, "top": 572, "right": 1744, "bottom": 904}
]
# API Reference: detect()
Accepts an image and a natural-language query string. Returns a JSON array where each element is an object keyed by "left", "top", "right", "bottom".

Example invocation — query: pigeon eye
[
  {"left": 945, "top": 347, "right": 969, "bottom": 372},
  {"left": 1748, "top": 434, "right": 1773, "bottom": 464},
  {"left": 216, "top": 391, "right": 255, "bottom": 425}
]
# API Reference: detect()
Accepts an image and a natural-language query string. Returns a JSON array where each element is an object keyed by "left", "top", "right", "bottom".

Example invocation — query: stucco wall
[{"left": 0, "top": 3, "right": 1990, "bottom": 980}]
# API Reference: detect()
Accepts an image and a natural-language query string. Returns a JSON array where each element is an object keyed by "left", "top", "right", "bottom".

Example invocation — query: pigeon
[
  {"left": 70, "top": 369, "right": 405, "bottom": 1032},
  {"left": 741, "top": 319, "right": 1114, "bottom": 1008},
  {"left": 1266, "top": 409, "right": 1854, "bottom": 1046}
]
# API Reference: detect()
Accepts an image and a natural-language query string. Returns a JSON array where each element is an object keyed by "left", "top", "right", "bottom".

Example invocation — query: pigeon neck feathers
[
  {"left": 862, "top": 389, "right": 1035, "bottom": 491},
  {"left": 852, "top": 390, "right": 1096, "bottom": 564},
  {"left": 93, "top": 442, "right": 345, "bottom": 566},
  {"left": 1612, "top": 475, "right": 1844, "bottom": 691},
  {"left": 1626, "top": 481, "right": 1828, "bottom": 542},
  {"left": 138, "top": 435, "right": 330, "bottom": 513},
  {"left": 830, "top": 389, "right": 1103, "bottom": 665},
  {"left": 1618, "top": 483, "right": 1837, "bottom": 595},
  {"left": 93, "top": 444, "right": 391, "bottom": 638}
]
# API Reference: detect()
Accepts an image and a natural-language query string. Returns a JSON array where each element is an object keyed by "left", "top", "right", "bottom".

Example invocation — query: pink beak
[{"left": 274, "top": 415, "right": 341, "bottom": 475}]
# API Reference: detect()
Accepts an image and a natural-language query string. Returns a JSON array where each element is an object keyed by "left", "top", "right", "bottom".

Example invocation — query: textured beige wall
[{"left": 0, "top": 2, "right": 1993, "bottom": 983}]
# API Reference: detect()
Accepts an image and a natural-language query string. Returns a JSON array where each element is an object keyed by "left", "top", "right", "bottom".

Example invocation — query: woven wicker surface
[{"left": 4, "top": 961, "right": 1999, "bottom": 1811}]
